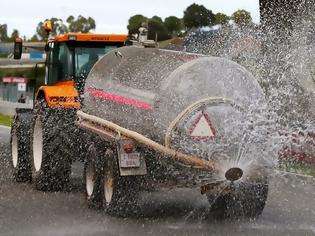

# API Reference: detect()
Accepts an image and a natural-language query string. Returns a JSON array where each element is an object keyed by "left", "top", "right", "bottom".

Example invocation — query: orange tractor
[{"left": 11, "top": 22, "right": 128, "bottom": 191}]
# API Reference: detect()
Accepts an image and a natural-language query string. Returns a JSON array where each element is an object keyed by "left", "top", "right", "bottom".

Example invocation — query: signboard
[
  {"left": 17, "top": 83, "right": 26, "bottom": 92},
  {"left": 2, "top": 77, "right": 28, "bottom": 84}
]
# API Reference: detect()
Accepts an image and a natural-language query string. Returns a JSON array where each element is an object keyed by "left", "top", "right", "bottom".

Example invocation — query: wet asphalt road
[
  {"left": 0, "top": 126, "right": 315, "bottom": 236},
  {"left": 0, "top": 125, "right": 10, "bottom": 144}
]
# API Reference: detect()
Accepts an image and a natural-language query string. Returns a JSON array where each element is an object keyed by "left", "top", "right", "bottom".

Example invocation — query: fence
[{"left": 0, "top": 83, "right": 34, "bottom": 103}]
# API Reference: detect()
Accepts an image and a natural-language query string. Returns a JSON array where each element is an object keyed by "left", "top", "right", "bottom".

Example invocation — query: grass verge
[
  {"left": 0, "top": 113, "right": 12, "bottom": 127},
  {"left": 280, "top": 161, "right": 315, "bottom": 178}
]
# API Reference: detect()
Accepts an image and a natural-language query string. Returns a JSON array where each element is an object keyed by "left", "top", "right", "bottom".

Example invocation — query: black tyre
[
  {"left": 84, "top": 144, "right": 104, "bottom": 209},
  {"left": 102, "top": 148, "right": 141, "bottom": 216},
  {"left": 207, "top": 178, "right": 268, "bottom": 220},
  {"left": 31, "top": 100, "right": 72, "bottom": 191},
  {"left": 10, "top": 111, "right": 33, "bottom": 182},
  {"left": 84, "top": 139, "right": 140, "bottom": 215}
]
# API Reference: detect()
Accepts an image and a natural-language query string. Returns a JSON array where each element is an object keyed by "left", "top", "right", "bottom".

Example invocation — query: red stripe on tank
[{"left": 88, "top": 88, "right": 153, "bottom": 110}]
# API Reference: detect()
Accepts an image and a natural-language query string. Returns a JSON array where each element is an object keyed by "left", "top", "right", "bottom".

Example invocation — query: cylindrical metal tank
[{"left": 83, "top": 46, "right": 266, "bottom": 162}]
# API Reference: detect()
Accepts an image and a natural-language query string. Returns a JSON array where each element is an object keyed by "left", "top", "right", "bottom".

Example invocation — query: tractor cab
[
  {"left": 45, "top": 33, "right": 128, "bottom": 95},
  {"left": 14, "top": 31, "right": 128, "bottom": 108}
]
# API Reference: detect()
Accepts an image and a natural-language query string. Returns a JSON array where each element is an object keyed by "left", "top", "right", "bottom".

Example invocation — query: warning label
[{"left": 189, "top": 112, "right": 216, "bottom": 140}]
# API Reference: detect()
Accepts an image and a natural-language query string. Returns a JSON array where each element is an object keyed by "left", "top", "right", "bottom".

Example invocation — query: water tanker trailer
[{"left": 77, "top": 46, "right": 270, "bottom": 218}]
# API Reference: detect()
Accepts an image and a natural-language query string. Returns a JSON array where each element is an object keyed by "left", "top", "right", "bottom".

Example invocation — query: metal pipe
[{"left": 77, "top": 110, "right": 218, "bottom": 172}]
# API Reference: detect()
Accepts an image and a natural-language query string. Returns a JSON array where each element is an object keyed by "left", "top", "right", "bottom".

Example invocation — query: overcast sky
[{"left": 1, "top": 0, "right": 260, "bottom": 38}]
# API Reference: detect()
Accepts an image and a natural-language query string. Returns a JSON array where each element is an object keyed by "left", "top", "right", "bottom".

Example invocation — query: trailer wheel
[
  {"left": 207, "top": 178, "right": 268, "bottom": 219},
  {"left": 84, "top": 144, "right": 103, "bottom": 209},
  {"left": 10, "top": 113, "right": 32, "bottom": 182},
  {"left": 83, "top": 139, "right": 140, "bottom": 215},
  {"left": 31, "top": 99, "right": 71, "bottom": 191},
  {"left": 101, "top": 149, "right": 140, "bottom": 216}
]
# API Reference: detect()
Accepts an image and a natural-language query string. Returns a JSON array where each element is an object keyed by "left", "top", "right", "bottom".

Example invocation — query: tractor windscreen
[
  {"left": 46, "top": 41, "right": 124, "bottom": 86},
  {"left": 74, "top": 42, "right": 123, "bottom": 78},
  {"left": 73, "top": 41, "right": 124, "bottom": 95}
]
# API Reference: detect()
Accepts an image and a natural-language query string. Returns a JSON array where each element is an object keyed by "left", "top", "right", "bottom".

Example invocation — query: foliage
[
  {"left": 0, "top": 5, "right": 256, "bottom": 42},
  {"left": 147, "top": 18, "right": 171, "bottom": 41},
  {"left": 164, "top": 16, "right": 183, "bottom": 35},
  {"left": 34, "top": 15, "right": 95, "bottom": 41},
  {"left": 0, "top": 52, "right": 10, "bottom": 58},
  {"left": 7, "top": 29, "right": 19, "bottom": 42},
  {"left": 67, "top": 15, "right": 96, "bottom": 33},
  {"left": 183, "top": 3, "right": 215, "bottom": 29},
  {"left": 231, "top": 10, "right": 252, "bottom": 27},
  {"left": 151, "top": 16, "right": 163, "bottom": 24},
  {"left": 280, "top": 161, "right": 315, "bottom": 178},
  {"left": 29, "top": 34, "right": 40, "bottom": 42},
  {"left": 0, "top": 113, "right": 12, "bottom": 127},
  {"left": 127, "top": 14, "right": 148, "bottom": 35},
  {"left": 0, "top": 24, "right": 8, "bottom": 42},
  {"left": 36, "top": 18, "right": 68, "bottom": 40},
  {"left": 215, "top": 13, "right": 230, "bottom": 25}
]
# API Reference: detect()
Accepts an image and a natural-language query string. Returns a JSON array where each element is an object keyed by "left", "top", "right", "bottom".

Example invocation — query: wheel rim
[
  {"left": 104, "top": 168, "right": 114, "bottom": 205},
  {"left": 11, "top": 131, "right": 18, "bottom": 168},
  {"left": 33, "top": 116, "right": 43, "bottom": 172},
  {"left": 86, "top": 163, "right": 95, "bottom": 197}
]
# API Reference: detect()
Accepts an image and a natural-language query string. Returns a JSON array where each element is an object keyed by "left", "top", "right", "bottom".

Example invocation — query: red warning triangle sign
[{"left": 189, "top": 112, "right": 216, "bottom": 140}]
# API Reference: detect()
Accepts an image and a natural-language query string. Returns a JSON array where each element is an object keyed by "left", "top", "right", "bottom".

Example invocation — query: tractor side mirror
[{"left": 13, "top": 38, "right": 23, "bottom": 60}]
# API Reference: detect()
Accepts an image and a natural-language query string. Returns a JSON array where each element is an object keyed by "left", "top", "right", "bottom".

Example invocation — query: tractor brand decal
[
  {"left": 90, "top": 36, "right": 110, "bottom": 41},
  {"left": 188, "top": 111, "right": 216, "bottom": 140},
  {"left": 88, "top": 88, "right": 153, "bottom": 110}
]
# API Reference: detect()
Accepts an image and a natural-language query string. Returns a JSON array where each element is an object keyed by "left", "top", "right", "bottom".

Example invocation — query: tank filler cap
[{"left": 225, "top": 167, "right": 243, "bottom": 182}]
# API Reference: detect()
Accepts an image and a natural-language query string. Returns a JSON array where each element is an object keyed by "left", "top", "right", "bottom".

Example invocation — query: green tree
[
  {"left": 151, "top": 16, "right": 163, "bottom": 24},
  {"left": 183, "top": 3, "right": 215, "bottom": 29},
  {"left": 164, "top": 16, "right": 183, "bottom": 36},
  {"left": 36, "top": 18, "right": 68, "bottom": 40},
  {"left": 67, "top": 15, "right": 96, "bottom": 33},
  {"left": 215, "top": 13, "right": 230, "bottom": 25},
  {"left": 36, "top": 22, "right": 47, "bottom": 40},
  {"left": 231, "top": 10, "right": 252, "bottom": 27},
  {"left": 148, "top": 18, "right": 170, "bottom": 41},
  {"left": 6, "top": 29, "right": 19, "bottom": 42},
  {"left": 0, "top": 24, "right": 8, "bottom": 42},
  {"left": 29, "top": 34, "right": 40, "bottom": 42},
  {"left": 127, "top": 14, "right": 148, "bottom": 35}
]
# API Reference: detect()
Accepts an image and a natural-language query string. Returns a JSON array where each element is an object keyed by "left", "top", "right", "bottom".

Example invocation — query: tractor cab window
[
  {"left": 75, "top": 44, "right": 121, "bottom": 78},
  {"left": 73, "top": 42, "right": 122, "bottom": 95},
  {"left": 47, "top": 43, "right": 73, "bottom": 85}
]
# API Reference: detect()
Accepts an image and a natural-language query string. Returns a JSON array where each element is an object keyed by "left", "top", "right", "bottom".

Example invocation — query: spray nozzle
[{"left": 225, "top": 167, "right": 243, "bottom": 182}]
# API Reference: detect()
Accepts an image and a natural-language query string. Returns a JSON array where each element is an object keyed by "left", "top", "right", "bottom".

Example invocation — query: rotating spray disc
[{"left": 225, "top": 167, "right": 243, "bottom": 182}]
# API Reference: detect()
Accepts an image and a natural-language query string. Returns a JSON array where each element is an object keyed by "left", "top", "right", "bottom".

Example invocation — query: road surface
[
  {"left": 0, "top": 126, "right": 314, "bottom": 236},
  {"left": 0, "top": 125, "right": 10, "bottom": 144}
]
